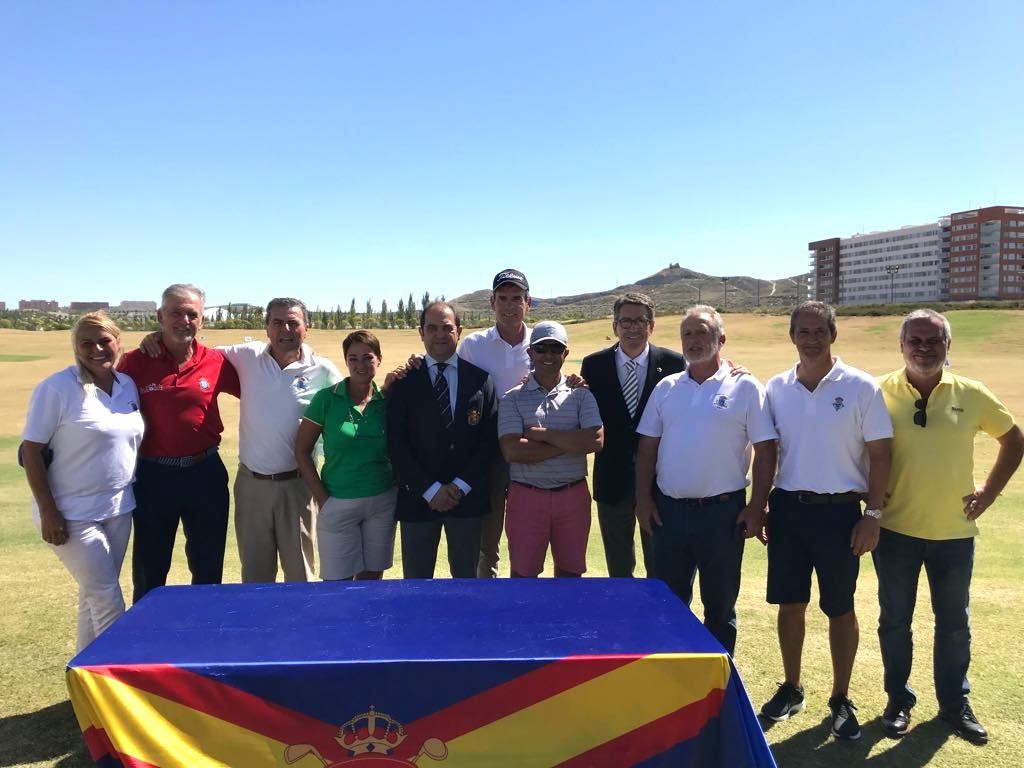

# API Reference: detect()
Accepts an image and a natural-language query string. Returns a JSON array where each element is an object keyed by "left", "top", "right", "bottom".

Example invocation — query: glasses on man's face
[
  {"left": 913, "top": 398, "right": 927, "bottom": 428},
  {"left": 531, "top": 343, "right": 565, "bottom": 355},
  {"left": 616, "top": 317, "right": 650, "bottom": 329}
]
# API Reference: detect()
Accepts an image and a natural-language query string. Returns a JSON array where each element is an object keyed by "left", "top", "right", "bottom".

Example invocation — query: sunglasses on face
[
  {"left": 913, "top": 398, "right": 927, "bottom": 428},
  {"left": 531, "top": 343, "right": 566, "bottom": 355}
]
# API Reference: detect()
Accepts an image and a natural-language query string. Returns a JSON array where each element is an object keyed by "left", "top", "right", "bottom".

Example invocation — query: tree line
[{"left": 0, "top": 293, "right": 493, "bottom": 332}]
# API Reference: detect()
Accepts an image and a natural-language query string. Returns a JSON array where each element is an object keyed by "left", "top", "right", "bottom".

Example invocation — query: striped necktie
[
  {"left": 623, "top": 359, "right": 640, "bottom": 419},
  {"left": 434, "top": 362, "right": 453, "bottom": 429}
]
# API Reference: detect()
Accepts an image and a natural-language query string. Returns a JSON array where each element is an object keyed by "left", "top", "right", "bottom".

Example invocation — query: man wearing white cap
[{"left": 498, "top": 321, "right": 604, "bottom": 578}]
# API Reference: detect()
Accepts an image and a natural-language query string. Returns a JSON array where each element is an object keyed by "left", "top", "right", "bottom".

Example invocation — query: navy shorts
[{"left": 766, "top": 488, "right": 861, "bottom": 617}]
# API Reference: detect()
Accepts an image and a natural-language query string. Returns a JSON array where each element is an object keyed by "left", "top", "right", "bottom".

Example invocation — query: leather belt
[
  {"left": 142, "top": 446, "right": 218, "bottom": 468},
  {"left": 781, "top": 489, "right": 862, "bottom": 505},
  {"left": 251, "top": 469, "right": 301, "bottom": 481},
  {"left": 512, "top": 479, "right": 587, "bottom": 493},
  {"left": 672, "top": 490, "right": 745, "bottom": 507}
]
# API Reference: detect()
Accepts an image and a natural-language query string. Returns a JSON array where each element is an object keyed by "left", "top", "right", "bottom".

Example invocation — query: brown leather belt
[
  {"left": 251, "top": 469, "right": 301, "bottom": 481},
  {"left": 512, "top": 479, "right": 587, "bottom": 493}
]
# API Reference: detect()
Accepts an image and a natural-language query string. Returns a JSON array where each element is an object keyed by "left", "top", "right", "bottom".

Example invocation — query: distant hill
[{"left": 451, "top": 266, "right": 810, "bottom": 321}]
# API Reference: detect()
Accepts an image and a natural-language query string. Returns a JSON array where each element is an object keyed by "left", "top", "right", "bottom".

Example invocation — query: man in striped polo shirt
[{"left": 498, "top": 321, "right": 604, "bottom": 578}]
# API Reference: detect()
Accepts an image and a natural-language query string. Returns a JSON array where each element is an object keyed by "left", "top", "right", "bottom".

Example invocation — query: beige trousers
[{"left": 233, "top": 464, "right": 317, "bottom": 582}]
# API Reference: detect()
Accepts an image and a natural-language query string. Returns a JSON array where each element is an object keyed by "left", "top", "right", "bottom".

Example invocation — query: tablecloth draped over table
[{"left": 67, "top": 579, "right": 776, "bottom": 768}]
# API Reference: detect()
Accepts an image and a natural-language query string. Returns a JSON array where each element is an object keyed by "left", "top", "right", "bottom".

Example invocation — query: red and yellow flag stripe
[{"left": 68, "top": 652, "right": 730, "bottom": 767}]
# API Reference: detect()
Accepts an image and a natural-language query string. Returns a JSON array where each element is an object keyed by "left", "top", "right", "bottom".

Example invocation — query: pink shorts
[{"left": 505, "top": 480, "right": 592, "bottom": 577}]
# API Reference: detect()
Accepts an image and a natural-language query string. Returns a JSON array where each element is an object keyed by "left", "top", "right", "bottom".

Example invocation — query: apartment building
[
  {"left": 18, "top": 299, "right": 59, "bottom": 312},
  {"left": 809, "top": 205, "right": 1024, "bottom": 305},
  {"left": 947, "top": 206, "right": 1024, "bottom": 300}
]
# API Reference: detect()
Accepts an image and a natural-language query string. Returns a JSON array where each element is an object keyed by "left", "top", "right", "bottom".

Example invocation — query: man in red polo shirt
[{"left": 119, "top": 284, "right": 239, "bottom": 602}]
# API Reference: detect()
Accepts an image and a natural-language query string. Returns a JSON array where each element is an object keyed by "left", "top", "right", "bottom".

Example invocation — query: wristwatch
[{"left": 863, "top": 508, "right": 883, "bottom": 520}]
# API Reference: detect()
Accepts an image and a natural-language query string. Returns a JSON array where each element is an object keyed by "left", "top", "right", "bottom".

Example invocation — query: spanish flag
[{"left": 68, "top": 580, "right": 775, "bottom": 768}]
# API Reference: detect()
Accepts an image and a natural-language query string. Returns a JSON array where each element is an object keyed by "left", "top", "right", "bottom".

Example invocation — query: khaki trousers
[{"left": 233, "top": 464, "right": 317, "bottom": 582}]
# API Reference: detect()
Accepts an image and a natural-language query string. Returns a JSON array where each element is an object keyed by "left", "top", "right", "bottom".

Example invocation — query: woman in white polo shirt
[{"left": 21, "top": 312, "right": 145, "bottom": 653}]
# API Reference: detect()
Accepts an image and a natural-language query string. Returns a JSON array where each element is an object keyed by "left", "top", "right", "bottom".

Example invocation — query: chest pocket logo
[
  {"left": 832, "top": 396, "right": 845, "bottom": 412},
  {"left": 713, "top": 394, "right": 730, "bottom": 410},
  {"left": 199, "top": 377, "right": 211, "bottom": 391},
  {"left": 293, "top": 375, "right": 310, "bottom": 392}
]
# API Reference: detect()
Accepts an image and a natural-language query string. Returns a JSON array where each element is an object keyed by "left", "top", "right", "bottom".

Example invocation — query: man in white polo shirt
[
  {"left": 635, "top": 305, "right": 777, "bottom": 656},
  {"left": 219, "top": 298, "right": 342, "bottom": 582},
  {"left": 459, "top": 268, "right": 533, "bottom": 577},
  {"left": 760, "top": 301, "right": 892, "bottom": 742}
]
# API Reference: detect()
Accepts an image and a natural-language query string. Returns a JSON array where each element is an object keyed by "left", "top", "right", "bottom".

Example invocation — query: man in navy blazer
[
  {"left": 387, "top": 301, "right": 498, "bottom": 578},
  {"left": 580, "top": 293, "right": 685, "bottom": 577}
]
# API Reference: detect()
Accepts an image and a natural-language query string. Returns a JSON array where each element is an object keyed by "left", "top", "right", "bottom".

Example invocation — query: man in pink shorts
[{"left": 498, "top": 321, "right": 604, "bottom": 577}]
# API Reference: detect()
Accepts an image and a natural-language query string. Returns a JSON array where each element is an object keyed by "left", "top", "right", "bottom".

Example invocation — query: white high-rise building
[{"left": 809, "top": 205, "right": 1024, "bottom": 305}]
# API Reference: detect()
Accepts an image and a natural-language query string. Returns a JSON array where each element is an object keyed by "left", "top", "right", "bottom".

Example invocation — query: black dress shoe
[
  {"left": 881, "top": 698, "right": 911, "bottom": 737},
  {"left": 940, "top": 702, "right": 988, "bottom": 745}
]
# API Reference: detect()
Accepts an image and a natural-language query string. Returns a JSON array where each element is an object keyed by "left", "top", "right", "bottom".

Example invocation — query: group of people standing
[
  {"left": 624, "top": 298, "right": 1021, "bottom": 746},
  {"left": 21, "top": 270, "right": 1023, "bottom": 748}
]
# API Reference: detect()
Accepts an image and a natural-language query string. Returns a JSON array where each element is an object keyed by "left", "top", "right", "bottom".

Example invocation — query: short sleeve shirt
[
  {"left": 638, "top": 362, "right": 777, "bottom": 498},
  {"left": 766, "top": 357, "right": 893, "bottom": 493},
  {"left": 459, "top": 325, "right": 531, "bottom": 397},
  {"left": 219, "top": 341, "right": 342, "bottom": 474},
  {"left": 303, "top": 380, "right": 393, "bottom": 499},
  {"left": 119, "top": 341, "right": 240, "bottom": 458},
  {"left": 498, "top": 375, "right": 603, "bottom": 488},
  {"left": 22, "top": 366, "right": 145, "bottom": 522},
  {"left": 879, "top": 368, "right": 1015, "bottom": 540}
]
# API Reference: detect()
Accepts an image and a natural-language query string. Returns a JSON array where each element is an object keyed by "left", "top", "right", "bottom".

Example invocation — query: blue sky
[{"left": 2, "top": 1, "right": 1021, "bottom": 310}]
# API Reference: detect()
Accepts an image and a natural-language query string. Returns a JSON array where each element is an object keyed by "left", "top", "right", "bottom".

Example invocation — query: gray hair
[
  {"left": 683, "top": 304, "right": 724, "bottom": 336},
  {"left": 790, "top": 300, "right": 836, "bottom": 337},
  {"left": 265, "top": 297, "right": 309, "bottom": 326},
  {"left": 161, "top": 283, "right": 206, "bottom": 307},
  {"left": 900, "top": 308, "right": 952, "bottom": 346},
  {"left": 613, "top": 293, "right": 656, "bottom": 322}
]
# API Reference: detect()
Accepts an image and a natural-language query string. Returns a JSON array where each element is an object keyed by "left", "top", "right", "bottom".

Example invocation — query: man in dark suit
[
  {"left": 388, "top": 301, "right": 498, "bottom": 578},
  {"left": 580, "top": 293, "right": 685, "bottom": 577}
]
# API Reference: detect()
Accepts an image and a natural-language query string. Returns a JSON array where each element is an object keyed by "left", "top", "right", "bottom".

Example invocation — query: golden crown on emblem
[{"left": 336, "top": 705, "right": 408, "bottom": 755}]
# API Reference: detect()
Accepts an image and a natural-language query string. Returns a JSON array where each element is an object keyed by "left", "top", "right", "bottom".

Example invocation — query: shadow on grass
[
  {"left": 0, "top": 700, "right": 91, "bottom": 767},
  {"left": 765, "top": 713, "right": 955, "bottom": 767}
]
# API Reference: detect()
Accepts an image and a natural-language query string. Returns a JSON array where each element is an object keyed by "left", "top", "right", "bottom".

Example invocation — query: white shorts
[{"left": 316, "top": 487, "right": 397, "bottom": 580}]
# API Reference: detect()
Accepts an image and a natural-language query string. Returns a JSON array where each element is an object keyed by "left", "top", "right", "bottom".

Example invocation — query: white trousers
[{"left": 46, "top": 514, "right": 133, "bottom": 653}]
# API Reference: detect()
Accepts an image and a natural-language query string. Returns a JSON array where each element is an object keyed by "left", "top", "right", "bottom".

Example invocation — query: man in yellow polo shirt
[{"left": 875, "top": 309, "right": 1023, "bottom": 744}]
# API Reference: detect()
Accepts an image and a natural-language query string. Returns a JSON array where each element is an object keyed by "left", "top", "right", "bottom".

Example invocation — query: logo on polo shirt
[
  {"left": 951, "top": 405, "right": 964, "bottom": 413},
  {"left": 713, "top": 394, "right": 730, "bottom": 410},
  {"left": 140, "top": 383, "right": 163, "bottom": 394},
  {"left": 293, "top": 375, "right": 310, "bottom": 392},
  {"left": 199, "top": 377, "right": 211, "bottom": 391},
  {"left": 832, "top": 396, "right": 845, "bottom": 412}
]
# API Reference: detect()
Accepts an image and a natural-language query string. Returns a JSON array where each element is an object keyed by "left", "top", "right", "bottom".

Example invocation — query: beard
[
  {"left": 683, "top": 340, "right": 721, "bottom": 366},
  {"left": 905, "top": 356, "right": 945, "bottom": 379}
]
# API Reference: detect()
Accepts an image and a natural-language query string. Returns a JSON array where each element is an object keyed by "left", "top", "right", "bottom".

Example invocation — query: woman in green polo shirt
[{"left": 295, "top": 330, "right": 396, "bottom": 580}]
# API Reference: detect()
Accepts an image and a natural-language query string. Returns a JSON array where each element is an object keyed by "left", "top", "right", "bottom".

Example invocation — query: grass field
[{"left": 1, "top": 311, "right": 1022, "bottom": 768}]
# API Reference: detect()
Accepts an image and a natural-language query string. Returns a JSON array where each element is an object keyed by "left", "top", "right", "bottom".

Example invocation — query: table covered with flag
[{"left": 67, "top": 579, "right": 775, "bottom": 767}]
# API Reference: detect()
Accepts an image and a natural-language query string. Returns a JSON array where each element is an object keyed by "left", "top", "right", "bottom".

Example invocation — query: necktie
[
  {"left": 434, "top": 362, "right": 453, "bottom": 429},
  {"left": 623, "top": 359, "right": 640, "bottom": 419}
]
